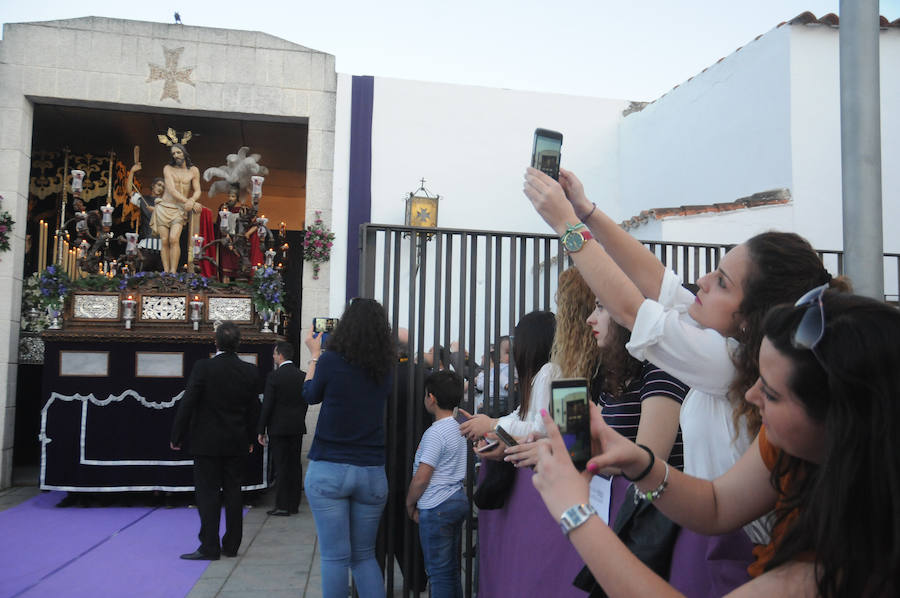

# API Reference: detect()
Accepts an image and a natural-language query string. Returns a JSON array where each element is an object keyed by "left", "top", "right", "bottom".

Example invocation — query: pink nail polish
[
  {"left": 540, "top": 409, "right": 549, "bottom": 417},
  {"left": 587, "top": 463, "right": 599, "bottom": 474}
]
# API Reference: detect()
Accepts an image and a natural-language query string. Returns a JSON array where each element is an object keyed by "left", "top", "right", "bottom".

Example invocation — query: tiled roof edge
[{"left": 619, "top": 188, "right": 792, "bottom": 231}]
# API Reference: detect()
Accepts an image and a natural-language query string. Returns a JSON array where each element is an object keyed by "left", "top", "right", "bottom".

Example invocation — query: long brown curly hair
[
  {"left": 550, "top": 269, "right": 601, "bottom": 389},
  {"left": 728, "top": 232, "right": 851, "bottom": 437},
  {"left": 596, "top": 316, "right": 643, "bottom": 396}
]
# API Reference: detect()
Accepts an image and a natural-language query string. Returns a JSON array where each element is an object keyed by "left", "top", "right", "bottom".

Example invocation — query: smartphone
[
  {"left": 312, "top": 317, "right": 338, "bottom": 346},
  {"left": 531, "top": 128, "right": 563, "bottom": 180},
  {"left": 493, "top": 425, "right": 518, "bottom": 447},
  {"left": 475, "top": 439, "right": 500, "bottom": 453},
  {"left": 312, "top": 317, "right": 338, "bottom": 333},
  {"left": 550, "top": 377, "right": 591, "bottom": 470},
  {"left": 454, "top": 408, "right": 470, "bottom": 425}
]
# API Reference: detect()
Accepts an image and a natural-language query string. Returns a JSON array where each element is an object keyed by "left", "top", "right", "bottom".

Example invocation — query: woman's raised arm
[
  {"left": 524, "top": 167, "right": 644, "bottom": 330},
  {"left": 558, "top": 167, "right": 666, "bottom": 301}
]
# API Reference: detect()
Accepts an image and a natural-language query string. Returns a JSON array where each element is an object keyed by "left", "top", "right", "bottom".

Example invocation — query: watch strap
[{"left": 559, "top": 503, "right": 597, "bottom": 535}]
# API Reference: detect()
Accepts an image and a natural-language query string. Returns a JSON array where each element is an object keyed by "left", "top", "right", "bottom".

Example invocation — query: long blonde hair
[{"left": 549, "top": 268, "right": 602, "bottom": 384}]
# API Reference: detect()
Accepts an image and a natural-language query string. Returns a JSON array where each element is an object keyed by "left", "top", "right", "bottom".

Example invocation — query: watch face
[{"left": 563, "top": 231, "right": 584, "bottom": 253}]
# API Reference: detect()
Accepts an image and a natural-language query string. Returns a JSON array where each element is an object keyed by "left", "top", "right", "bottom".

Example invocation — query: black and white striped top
[{"left": 598, "top": 361, "right": 688, "bottom": 471}]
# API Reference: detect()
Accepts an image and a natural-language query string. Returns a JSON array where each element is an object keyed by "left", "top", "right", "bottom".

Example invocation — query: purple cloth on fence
[
  {"left": 668, "top": 527, "right": 755, "bottom": 598},
  {"left": 609, "top": 475, "right": 631, "bottom": 526},
  {"left": 0, "top": 491, "right": 231, "bottom": 598},
  {"left": 478, "top": 467, "right": 588, "bottom": 598}
]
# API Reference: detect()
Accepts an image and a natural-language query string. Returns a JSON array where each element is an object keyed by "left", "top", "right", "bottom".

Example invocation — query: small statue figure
[{"left": 126, "top": 160, "right": 163, "bottom": 271}]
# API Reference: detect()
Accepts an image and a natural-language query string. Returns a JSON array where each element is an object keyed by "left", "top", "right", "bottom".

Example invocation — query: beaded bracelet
[
  {"left": 633, "top": 461, "right": 670, "bottom": 505},
  {"left": 579, "top": 202, "right": 598, "bottom": 223},
  {"left": 623, "top": 444, "right": 655, "bottom": 482}
]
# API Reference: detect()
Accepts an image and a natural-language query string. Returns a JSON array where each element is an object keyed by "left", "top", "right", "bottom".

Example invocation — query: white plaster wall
[
  {"left": 618, "top": 26, "right": 793, "bottom": 224},
  {"left": 326, "top": 73, "right": 353, "bottom": 317},
  {"left": 789, "top": 25, "right": 900, "bottom": 253},
  {"left": 367, "top": 78, "right": 625, "bottom": 232}
]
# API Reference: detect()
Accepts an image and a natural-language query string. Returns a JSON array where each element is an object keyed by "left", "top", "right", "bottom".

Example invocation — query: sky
[{"left": 1, "top": 1, "right": 899, "bottom": 100}]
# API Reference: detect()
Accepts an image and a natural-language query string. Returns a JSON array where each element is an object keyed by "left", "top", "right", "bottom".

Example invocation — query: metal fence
[{"left": 359, "top": 223, "right": 900, "bottom": 597}]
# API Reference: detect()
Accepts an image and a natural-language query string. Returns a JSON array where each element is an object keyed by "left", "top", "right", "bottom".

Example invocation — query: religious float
[{"left": 26, "top": 132, "right": 298, "bottom": 492}]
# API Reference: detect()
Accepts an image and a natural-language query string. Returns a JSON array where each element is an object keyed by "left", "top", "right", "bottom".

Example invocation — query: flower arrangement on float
[
  {"left": 251, "top": 266, "right": 284, "bottom": 332},
  {"left": 0, "top": 195, "right": 15, "bottom": 257},
  {"left": 38, "top": 265, "right": 71, "bottom": 329},
  {"left": 303, "top": 210, "right": 335, "bottom": 280}
]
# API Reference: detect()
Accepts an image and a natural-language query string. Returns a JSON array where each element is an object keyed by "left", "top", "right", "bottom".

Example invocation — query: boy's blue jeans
[{"left": 417, "top": 488, "right": 468, "bottom": 598}]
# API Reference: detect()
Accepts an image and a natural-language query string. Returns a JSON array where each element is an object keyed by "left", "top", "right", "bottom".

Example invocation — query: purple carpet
[{"left": 0, "top": 491, "right": 217, "bottom": 598}]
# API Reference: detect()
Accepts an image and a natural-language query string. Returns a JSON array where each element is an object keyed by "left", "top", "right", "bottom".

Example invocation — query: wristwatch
[
  {"left": 559, "top": 503, "right": 597, "bottom": 536},
  {"left": 560, "top": 223, "right": 594, "bottom": 254}
]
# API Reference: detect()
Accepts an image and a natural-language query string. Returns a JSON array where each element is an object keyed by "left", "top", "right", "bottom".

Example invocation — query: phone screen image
[
  {"left": 550, "top": 378, "right": 590, "bottom": 470},
  {"left": 531, "top": 128, "right": 563, "bottom": 180},
  {"left": 312, "top": 317, "right": 338, "bottom": 347},
  {"left": 312, "top": 317, "right": 338, "bottom": 333}
]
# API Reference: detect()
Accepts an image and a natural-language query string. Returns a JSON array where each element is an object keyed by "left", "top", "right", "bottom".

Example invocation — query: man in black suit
[
  {"left": 257, "top": 341, "right": 307, "bottom": 516},
  {"left": 171, "top": 322, "right": 259, "bottom": 560}
]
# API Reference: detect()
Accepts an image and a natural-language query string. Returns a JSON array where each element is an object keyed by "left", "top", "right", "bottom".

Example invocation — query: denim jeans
[
  {"left": 418, "top": 488, "right": 468, "bottom": 598},
  {"left": 305, "top": 460, "right": 388, "bottom": 598}
]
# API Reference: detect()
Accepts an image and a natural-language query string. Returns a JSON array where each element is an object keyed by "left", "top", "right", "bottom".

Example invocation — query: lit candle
[
  {"left": 122, "top": 296, "right": 137, "bottom": 329},
  {"left": 191, "top": 234, "right": 204, "bottom": 259},
  {"left": 189, "top": 296, "right": 204, "bottom": 330},
  {"left": 279, "top": 221, "right": 286, "bottom": 237}
]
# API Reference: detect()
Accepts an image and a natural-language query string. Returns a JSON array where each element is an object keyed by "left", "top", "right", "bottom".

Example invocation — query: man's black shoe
[
  {"left": 289, "top": 508, "right": 299, "bottom": 514},
  {"left": 223, "top": 550, "right": 238, "bottom": 558},
  {"left": 180, "top": 550, "right": 219, "bottom": 561},
  {"left": 267, "top": 508, "right": 291, "bottom": 516}
]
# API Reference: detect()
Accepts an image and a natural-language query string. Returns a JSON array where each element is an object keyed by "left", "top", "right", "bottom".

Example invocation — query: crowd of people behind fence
[{"left": 170, "top": 163, "right": 899, "bottom": 598}]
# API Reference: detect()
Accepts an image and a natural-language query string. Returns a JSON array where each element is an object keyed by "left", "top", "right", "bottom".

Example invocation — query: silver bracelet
[
  {"left": 633, "top": 461, "right": 669, "bottom": 505},
  {"left": 559, "top": 503, "right": 597, "bottom": 536}
]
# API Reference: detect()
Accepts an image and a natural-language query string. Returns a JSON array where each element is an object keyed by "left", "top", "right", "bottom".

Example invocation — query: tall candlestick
[{"left": 38, "top": 220, "right": 45, "bottom": 271}]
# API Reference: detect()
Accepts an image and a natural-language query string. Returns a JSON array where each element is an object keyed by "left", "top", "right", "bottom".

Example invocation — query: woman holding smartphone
[
  {"left": 459, "top": 310, "right": 556, "bottom": 446},
  {"left": 523, "top": 166, "right": 844, "bottom": 595},
  {"left": 303, "top": 298, "right": 395, "bottom": 598},
  {"left": 528, "top": 290, "right": 900, "bottom": 598}
]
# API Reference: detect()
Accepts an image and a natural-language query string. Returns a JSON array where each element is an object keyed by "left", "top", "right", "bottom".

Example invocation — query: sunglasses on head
[{"left": 791, "top": 282, "right": 829, "bottom": 368}]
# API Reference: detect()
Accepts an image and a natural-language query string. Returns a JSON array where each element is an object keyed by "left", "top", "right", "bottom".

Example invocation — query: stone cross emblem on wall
[{"left": 147, "top": 47, "right": 195, "bottom": 102}]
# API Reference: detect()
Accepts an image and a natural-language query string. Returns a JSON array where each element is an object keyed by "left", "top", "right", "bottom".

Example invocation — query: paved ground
[{"left": 0, "top": 466, "right": 415, "bottom": 598}]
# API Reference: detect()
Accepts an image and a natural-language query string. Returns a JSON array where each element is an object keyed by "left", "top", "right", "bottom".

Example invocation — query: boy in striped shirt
[{"left": 406, "top": 370, "right": 469, "bottom": 598}]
